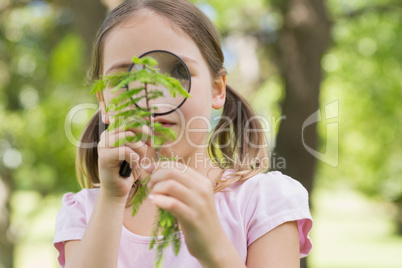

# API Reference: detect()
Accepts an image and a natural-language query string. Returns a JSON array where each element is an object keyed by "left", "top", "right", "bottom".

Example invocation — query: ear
[
  {"left": 212, "top": 72, "right": 226, "bottom": 110},
  {"left": 96, "top": 91, "right": 110, "bottom": 124}
]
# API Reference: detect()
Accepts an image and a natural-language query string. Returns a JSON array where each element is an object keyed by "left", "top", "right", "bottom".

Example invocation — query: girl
[{"left": 54, "top": 0, "right": 313, "bottom": 267}]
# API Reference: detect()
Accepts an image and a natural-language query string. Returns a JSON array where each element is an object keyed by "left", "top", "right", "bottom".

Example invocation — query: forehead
[{"left": 102, "top": 12, "right": 203, "bottom": 75}]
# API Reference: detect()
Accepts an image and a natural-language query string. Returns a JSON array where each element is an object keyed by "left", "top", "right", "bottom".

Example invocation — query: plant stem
[{"left": 144, "top": 80, "right": 159, "bottom": 161}]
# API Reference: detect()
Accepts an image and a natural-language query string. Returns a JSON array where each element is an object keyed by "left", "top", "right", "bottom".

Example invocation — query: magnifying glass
[{"left": 119, "top": 50, "right": 192, "bottom": 177}]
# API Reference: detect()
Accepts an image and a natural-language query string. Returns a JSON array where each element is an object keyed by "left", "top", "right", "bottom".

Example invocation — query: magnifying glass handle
[{"left": 119, "top": 161, "right": 132, "bottom": 177}]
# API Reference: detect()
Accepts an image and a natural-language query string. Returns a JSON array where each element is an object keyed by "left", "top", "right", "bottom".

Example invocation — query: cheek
[
  {"left": 102, "top": 90, "right": 117, "bottom": 109},
  {"left": 181, "top": 95, "right": 212, "bottom": 129},
  {"left": 181, "top": 77, "right": 214, "bottom": 130},
  {"left": 178, "top": 101, "right": 212, "bottom": 148},
  {"left": 184, "top": 77, "right": 213, "bottom": 116}
]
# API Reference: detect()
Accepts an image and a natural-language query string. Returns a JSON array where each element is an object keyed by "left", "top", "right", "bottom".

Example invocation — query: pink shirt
[{"left": 54, "top": 171, "right": 313, "bottom": 267}]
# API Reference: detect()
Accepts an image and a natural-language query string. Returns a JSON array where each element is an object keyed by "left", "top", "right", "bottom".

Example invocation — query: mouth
[
  {"left": 152, "top": 118, "right": 176, "bottom": 128},
  {"left": 161, "top": 123, "right": 175, "bottom": 127}
]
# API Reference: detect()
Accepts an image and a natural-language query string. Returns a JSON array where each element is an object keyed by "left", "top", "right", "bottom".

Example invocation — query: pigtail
[
  {"left": 209, "top": 85, "right": 269, "bottom": 191},
  {"left": 76, "top": 110, "right": 104, "bottom": 189},
  {"left": 75, "top": 110, "right": 139, "bottom": 206}
]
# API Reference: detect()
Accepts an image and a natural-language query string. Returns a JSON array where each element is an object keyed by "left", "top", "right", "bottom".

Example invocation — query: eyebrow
[
  {"left": 178, "top": 55, "right": 199, "bottom": 65},
  {"left": 105, "top": 62, "right": 133, "bottom": 75},
  {"left": 104, "top": 55, "right": 198, "bottom": 75}
]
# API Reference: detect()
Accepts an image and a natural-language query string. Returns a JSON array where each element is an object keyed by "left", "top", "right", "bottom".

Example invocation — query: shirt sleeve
[
  {"left": 244, "top": 171, "right": 313, "bottom": 257},
  {"left": 53, "top": 191, "right": 88, "bottom": 267}
]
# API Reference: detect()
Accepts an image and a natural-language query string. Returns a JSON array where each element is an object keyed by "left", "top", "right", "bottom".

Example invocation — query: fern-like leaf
[
  {"left": 131, "top": 176, "right": 151, "bottom": 216},
  {"left": 91, "top": 55, "right": 190, "bottom": 268},
  {"left": 150, "top": 208, "right": 181, "bottom": 267}
]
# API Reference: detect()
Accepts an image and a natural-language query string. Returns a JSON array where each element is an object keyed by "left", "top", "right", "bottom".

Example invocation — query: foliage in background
[
  {"left": 204, "top": 0, "right": 402, "bottom": 229},
  {"left": 0, "top": 0, "right": 402, "bottom": 267},
  {"left": 0, "top": 2, "right": 97, "bottom": 266},
  {"left": 317, "top": 0, "right": 402, "bottom": 232},
  {"left": 0, "top": 2, "right": 92, "bottom": 194}
]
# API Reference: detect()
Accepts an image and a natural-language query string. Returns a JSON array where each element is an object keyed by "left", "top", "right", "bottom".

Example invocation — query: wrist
[
  {"left": 198, "top": 235, "right": 246, "bottom": 268},
  {"left": 99, "top": 188, "right": 129, "bottom": 206}
]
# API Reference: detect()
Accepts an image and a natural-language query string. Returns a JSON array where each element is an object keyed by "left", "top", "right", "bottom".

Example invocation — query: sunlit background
[{"left": 0, "top": 0, "right": 401, "bottom": 267}]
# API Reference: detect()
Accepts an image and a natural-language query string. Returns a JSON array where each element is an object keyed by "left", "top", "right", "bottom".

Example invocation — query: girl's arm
[
  {"left": 245, "top": 221, "right": 300, "bottom": 267},
  {"left": 63, "top": 128, "right": 146, "bottom": 268},
  {"left": 64, "top": 191, "right": 127, "bottom": 268},
  {"left": 199, "top": 221, "right": 300, "bottom": 268}
]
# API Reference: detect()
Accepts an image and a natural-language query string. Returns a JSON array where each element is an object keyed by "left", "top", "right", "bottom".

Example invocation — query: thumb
[{"left": 141, "top": 158, "right": 156, "bottom": 174}]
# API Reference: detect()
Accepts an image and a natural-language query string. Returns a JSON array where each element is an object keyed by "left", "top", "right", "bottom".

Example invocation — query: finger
[
  {"left": 103, "top": 131, "right": 138, "bottom": 148},
  {"left": 149, "top": 194, "right": 194, "bottom": 222},
  {"left": 100, "top": 130, "right": 153, "bottom": 159},
  {"left": 116, "top": 122, "right": 156, "bottom": 149},
  {"left": 148, "top": 164, "right": 212, "bottom": 194},
  {"left": 98, "top": 146, "right": 139, "bottom": 170},
  {"left": 108, "top": 124, "right": 152, "bottom": 138},
  {"left": 104, "top": 126, "right": 155, "bottom": 160},
  {"left": 147, "top": 164, "right": 188, "bottom": 189},
  {"left": 100, "top": 121, "right": 151, "bottom": 145},
  {"left": 98, "top": 138, "right": 158, "bottom": 183},
  {"left": 125, "top": 140, "right": 154, "bottom": 160},
  {"left": 150, "top": 179, "right": 195, "bottom": 205}
]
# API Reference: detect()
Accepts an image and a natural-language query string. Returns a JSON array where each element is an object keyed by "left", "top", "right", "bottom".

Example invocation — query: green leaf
[
  {"left": 106, "top": 117, "right": 126, "bottom": 131},
  {"left": 147, "top": 90, "right": 164, "bottom": 100},
  {"left": 110, "top": 90, "right": 145, "bottom": 106},
  {"left": 131, "top": 176, "right": 151, "bottom": 216},
  {"left": 109, "top": 99, "right": 149, "bottom": 114},
  {"left": 142, "top": 57, "right": 158, "bottom": 67},
  {"left": 90, "top": 79, "right": 106, "bottom": 94},
  {"left": 149, "top": 208, "right": 181, "bottom": 267},
  {"left": 152, "top": 135, "right": 165, "bottom": 146},
  {"left": 153, "top": 123, "right": 178, "bottom": 141},
  {"left": 112, "top": 135, "right": 142, "bottom": 147},
  {"left": 122, "top": 120, "right": 148, "bottom": 131},
  {"left": 110, "top": 72, "right": 142, "bottom": 93},
  {"left": 132, "top": 56, "right": 158, "bottom": 67}
]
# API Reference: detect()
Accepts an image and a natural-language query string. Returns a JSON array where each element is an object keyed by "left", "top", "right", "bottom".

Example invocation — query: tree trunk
[
  {"left": 0, "top": 171, "right": 14, "bottom": 268},
  {"left": 61, "top": 0, "right": 108, "bottom": 61},
  {"left": 396, "top": 197, "right": 402, "bottom": 236},
  {"left": 268, "top": 0, "right": 332, "bottom": 267}
]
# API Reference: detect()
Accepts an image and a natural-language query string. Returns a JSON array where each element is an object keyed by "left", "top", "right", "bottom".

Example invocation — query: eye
[{"left": 170, "top": 63, "right": 188, "bottom": 80}]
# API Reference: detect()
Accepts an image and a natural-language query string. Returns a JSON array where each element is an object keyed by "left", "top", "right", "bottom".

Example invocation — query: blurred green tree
[
  {"left": 1, "top": 0, "right": 402, "bottom": 267},
  {"left": 205, "top": 1, "right": 331, "bottom": 267},
  {"left": 0, "top": 1, "right": 106, "bottom": 266},
  {"left": 318, "top": 0, "right": 402, "bottom": 233}
]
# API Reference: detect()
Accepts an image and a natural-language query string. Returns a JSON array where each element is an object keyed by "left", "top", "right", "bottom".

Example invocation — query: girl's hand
[
  {"left": 97, "top": 126, "right": 154, "bottom": 201},
  {"left": 147, "top": 163, "right": 227, "bottom": 264}
]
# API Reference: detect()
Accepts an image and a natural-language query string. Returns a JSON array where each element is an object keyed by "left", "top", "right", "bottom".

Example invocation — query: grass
[
  {"left": 309, "top": 187, "right": 402, "bottom": 268},
  {"left": 8, "top": 186, "right": 402, "bottom": 268}
]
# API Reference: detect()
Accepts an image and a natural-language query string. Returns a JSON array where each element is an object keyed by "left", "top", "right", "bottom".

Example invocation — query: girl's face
[{"left": 99, "top": 11, "right": 226, "bottom": 161}]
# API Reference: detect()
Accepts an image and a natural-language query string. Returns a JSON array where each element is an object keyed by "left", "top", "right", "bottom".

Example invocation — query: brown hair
[{"left": 77, "top": 0, "right": 269, "bottom": 195}]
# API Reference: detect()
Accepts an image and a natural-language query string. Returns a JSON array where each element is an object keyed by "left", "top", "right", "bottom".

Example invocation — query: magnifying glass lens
[
  {"left": 127, "top": 50, "right": 191, "bottom": 116},
  {"left": 118, "top": 50, "right": 191, "bottom": 178}
]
